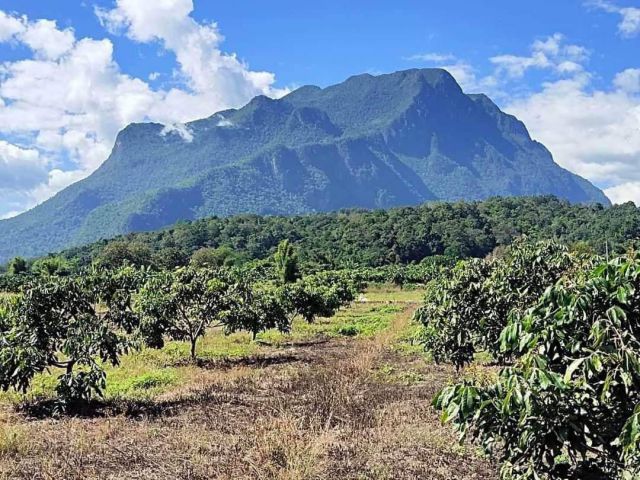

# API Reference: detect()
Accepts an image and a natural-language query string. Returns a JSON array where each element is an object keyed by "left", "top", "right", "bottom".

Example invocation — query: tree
[
  {"left": 0, "top": 277, "right": 137, "bottom": 407},
  {"left": 434, "top": 254, "right": 640, "bottom": 479},
  {"left": 225, "top": 281, "right": 289, "bottom": 340},
  {"left": 7, "top": 257, "right": 27, "bottom": 275},
  {"left": 152, "top": 246, "right": 188, "bottom": 269},
  {"left": 31, "top": 256, "right": 71, "bottom": 277},
  {"left": 279, "top": 271, "right": 357, "bottom": 324},
  {"left": 274, "top": 240, "right": 299, "bottom": 284},
  {"left": 137, "top": 268, "right": 231, "bottom": 360},
  {"left": 416, "top": 240, "right": 578, "bottom": 369},
  {"left": 190, "top": 246, "right": 239, "bottom": 268},
  {"left": 97, "top": 241, "right": 152, "bottom": 269},
  {"left": 415, "top": 258, "right": 492, "bottom": 369}
]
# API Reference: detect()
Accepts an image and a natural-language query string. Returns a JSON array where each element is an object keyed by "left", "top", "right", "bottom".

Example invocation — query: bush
[
  {"left": 0, "top": 277, "right": 139, "bottom": 408},
  {"left": 416, "top": 240, "right": 578, "bottom": 369},
  {"left": 435, "top": 254, "right": 640, "bottom": 479}
]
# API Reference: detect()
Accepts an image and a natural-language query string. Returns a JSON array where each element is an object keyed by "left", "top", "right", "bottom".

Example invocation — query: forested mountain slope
[{"left": 0, "top": 69, "right": 608, "bottom": 262}]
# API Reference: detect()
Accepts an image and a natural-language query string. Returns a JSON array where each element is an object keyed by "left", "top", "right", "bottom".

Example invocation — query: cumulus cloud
[
  {"left": 490, "top": 33, "right": 589, "bottom": 79},
  {"left": 19, "top": 19, "right": 75, "bottom": 60},
  {"left": 95, "top": 0, "right": 288, "bottom": 103},
  {"left": 0, "top": 141, "right": 48, "bottom": 191},
  {"left": 614, "top": 68, "right": 640, "bottom": 93},
  {"left": 0, "top": 10, "right": 24, "bottom": 41},
  {"left": 505, "top": 74, "right": 640, "bottom": 203},
  {"left": 605, "top": 182, "right": 640, "bottom": 205},
  {"left": 589, "top": 0, "right": 640, "bottom": 37},
  {"left": 0, "top": 2, "right": 286, "bottom": 218}
]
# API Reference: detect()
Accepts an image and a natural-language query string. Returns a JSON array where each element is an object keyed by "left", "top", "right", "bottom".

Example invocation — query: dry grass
[{"left": 0, "top": 287, "right": 496, "bottom": 480}]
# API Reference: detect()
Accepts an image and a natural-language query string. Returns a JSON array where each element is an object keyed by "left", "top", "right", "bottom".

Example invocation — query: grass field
[{"left": 0, "top": 285, "right": 496, "bottom": 479}]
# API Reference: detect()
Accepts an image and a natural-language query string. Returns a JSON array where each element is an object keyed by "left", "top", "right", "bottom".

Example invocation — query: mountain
[{"left": 0, "top": 68, "right": 609, "bottom": 262}]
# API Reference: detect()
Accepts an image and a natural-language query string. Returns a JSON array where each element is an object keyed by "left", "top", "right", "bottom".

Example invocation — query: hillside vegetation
[{"left": 19, "top": 195, "right": 638, "bottom": 273}]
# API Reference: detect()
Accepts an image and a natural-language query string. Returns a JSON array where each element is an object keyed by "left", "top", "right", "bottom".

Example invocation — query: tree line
[{"left": 3, "top": 196, "right": 638, "bottom": 275}]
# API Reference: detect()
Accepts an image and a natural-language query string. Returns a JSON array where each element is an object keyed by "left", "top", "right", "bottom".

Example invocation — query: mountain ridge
[{"left": 0, "top": 68, "right": 609, "bottom": 261}]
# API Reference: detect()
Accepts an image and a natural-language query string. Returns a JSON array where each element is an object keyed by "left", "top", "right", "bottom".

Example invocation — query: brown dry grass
[{"left": 0, "top": 303, "right": 496, "bottom": 480}]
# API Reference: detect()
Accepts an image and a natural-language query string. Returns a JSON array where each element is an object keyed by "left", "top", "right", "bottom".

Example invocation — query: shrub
[{"left": 435, "top": 255, "right": 640, "bottom": 479}]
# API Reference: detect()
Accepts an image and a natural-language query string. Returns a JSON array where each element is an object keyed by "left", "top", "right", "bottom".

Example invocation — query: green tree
[
  {"left": 31, "top": 256, "right": 71, "bottom": 277},
  {"left": 416, "top": 240, "right": 578, "bottom": 369},
  {"left": 137, "top": 268, "right": 231, "bottom": 360},
  {"left": 97, "top": 241, "right": 152, "bottom": 269},
  {"left": 7, "top": 257, "right": 27, "bottom": 275},
  {"left": 152, "top": 246, "right": 188, "bottom": 269},
  {"left": 273, "top": 240, "right": 299, "bottom": 284},
  {"left": 434, "top": 255, "right": 640, "bottom": 479},
  {"left": 190, "top": 246, "right": 239, "bottom": 268},
  {"left": 279, "top": 271, "right": 358, "bottom": 324},
  {"left": 225, "top": 281, "right": 289, "bottom": 340},
  {"left": 0, "top": 277, "right": 139, "bottom": 407},
  {"left": 416, "top": 258, "right": 492, "bottom": 369}
]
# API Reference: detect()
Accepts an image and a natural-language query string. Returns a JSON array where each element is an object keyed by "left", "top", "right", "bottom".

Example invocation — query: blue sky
[{"left": 0, "top": 0, "right": 639, "bottom": 217}]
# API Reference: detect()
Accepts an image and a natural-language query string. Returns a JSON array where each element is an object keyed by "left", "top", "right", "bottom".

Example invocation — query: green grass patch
[
  {"left": 333, "top": 304, "right": 403, "bottom": 337},
  {"left": 106, "top": 369, "right": 178, "bottom": 399},
  {"left": 394, "top": 321, "right": 431, "bottom": 358},
  {"left": 362, "top": 285, "right": 425, "bottom": 303},
  {"left": 259, "top": 302, "right": 404, "bottom": 345}
]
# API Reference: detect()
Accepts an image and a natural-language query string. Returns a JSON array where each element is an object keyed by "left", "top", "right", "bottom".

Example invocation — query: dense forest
[{"left": 4, "top": 196, "right": 636, "bottom": 274}]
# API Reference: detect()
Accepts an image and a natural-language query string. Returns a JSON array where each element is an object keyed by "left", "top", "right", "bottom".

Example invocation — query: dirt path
[{"left": 0, "top": 300, "right": 496, "bottom": 480}]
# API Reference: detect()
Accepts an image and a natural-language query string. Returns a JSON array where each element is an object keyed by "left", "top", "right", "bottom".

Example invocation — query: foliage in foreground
[
  {"left": 415, "top": 240, "right": 579, "bottom": 369},
  {"left": 434, "top": 254, "right": 640, "bottom": 479},
  {"left": 0, "top": 272, "right": 141, "bottom": 408}
]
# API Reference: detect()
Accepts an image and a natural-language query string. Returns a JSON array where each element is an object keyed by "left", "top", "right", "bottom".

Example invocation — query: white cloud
[
  {"left": 0, "top": 140, "right": 48, "bottom": 190},
  {"left": 19, "top": 19, "right": 75, "bottom": 60},
  {"left": 505, "top": 74, "right": 640, "bottom": 203},
  {"left": 605, "top": 182, "right": 640, "bottom": 205},
  {"left": 95, "top": 0, "right": 287, "bottom": 102},
  {"left": 589, "top": 0, "right": 640, "bottom": 37},
  {"left": 0, "top": 10, "right": 24, "bottom": 41},
  {"left": 160, "top": 123, "right": 194, "bottom": 142},
  {"left": 614, "top": 68, "right": 640, "bottom": 93},
  {"left": 215, "top": 114, "right": 234, "bottom": 127},
  {"left": 0, "top": 3, "right": 287, "bottom": 217},
  {"left": 405, "top": 52, "right": 456, "bottom": 63},
  {"left": 490, "top": 33, "right": 589, "bottom": 79},
  {"left": 441, "top": 62, "right": 499, "bottom": 93}
]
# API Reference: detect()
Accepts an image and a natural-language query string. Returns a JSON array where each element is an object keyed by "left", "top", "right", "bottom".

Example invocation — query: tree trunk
[{"left": 190, "top": 337, "right": 197, "bottom": 361}]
